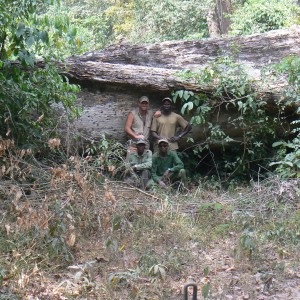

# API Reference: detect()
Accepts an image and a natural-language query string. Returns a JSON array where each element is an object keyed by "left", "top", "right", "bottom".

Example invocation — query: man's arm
[
  {"left": 153, "top": 110, "right": 161, "bottom": 118},
  {"left": 150, "top": 117, "right": 163, "bottom": 141},
  {"left": 169, "top": 124, "right": 192, "bottom": 142},
  {"left": 169, "top": 151, "right": 184, "bottom": 172},
  {"left": 124, "top": 112, "right": 144, "bottom": 139},
  {"left": 151, "top": 130, "right": 163, "bottom": 141}
]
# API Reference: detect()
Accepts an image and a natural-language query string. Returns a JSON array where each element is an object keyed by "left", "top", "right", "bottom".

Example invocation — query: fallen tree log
[
  {"left": 62, "top": 27, "right": 300, "bottom": 94},
  {"left": 58, "top": 27, "right": 300, "bottom": 146}
]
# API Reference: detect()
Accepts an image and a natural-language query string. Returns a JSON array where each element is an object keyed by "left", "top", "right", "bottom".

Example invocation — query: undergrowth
[{"left": 0, "top": 138, "right": 299, "bottom": 299}]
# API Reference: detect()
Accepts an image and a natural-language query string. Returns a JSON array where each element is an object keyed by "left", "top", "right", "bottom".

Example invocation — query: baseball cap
[
  {"left": 158, "top": 138, "right": 169, "bottom": 145},
  {"left": 139, "top": 96, "right": 149, "bottom": 103},
  {"left": 162, "top": 97, "right": 172, "bottom": 103},
  {"left": 136, "top": 139, "right": 147, "bottom": 145}
]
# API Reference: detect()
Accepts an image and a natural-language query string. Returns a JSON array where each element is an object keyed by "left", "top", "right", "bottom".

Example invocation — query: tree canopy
[{"left": 0, "top": 0, "right": 80, "bottom": 148}]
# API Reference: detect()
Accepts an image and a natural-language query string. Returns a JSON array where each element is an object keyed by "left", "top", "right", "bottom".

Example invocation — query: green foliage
[
  {"left": 46, "top": 200, "right": 74, "bottom": 261},
  {"left": 262, "top": 214, "right": 300, "bottom": 245},
  {"left": 33, "top": 0, "right": 300, "bottom": 51},
  {"left": 105, "top": 0, "right": 135, "bottom": 40},
  {"left": 239, "top": 227, "right": 258, "bottom": 259},
  {"left": 270, "top": 139, "right": 300, "bottom": 177},
  {"left": 174, "top": 55, "right": 278, "bottom": 180},
  {"left": 125, "top": 0, "right": 210, "bottom": 43},
  {"left": 269, "top": 56, "right": 300, "bottom": 177},
  {"left": 55, "top": 0, "right": 210, "bottom": 47},
  {"left": 57, "top": 0, "right": 115, "bottom": 52},
  {"left": 148, "top": 264, "right": 167, "bottom": 281},
  {"left": 84, "top": 134, "right": 127, "bottom": 178},
  {"left": 230, "top": 0, "right": 299, "bottom": 35},
  {"left": 0, "top": 0, "right": 80, "bottom": 148},
  {"left": 202, "top": 283, "right": 210, "bottom": 299}
]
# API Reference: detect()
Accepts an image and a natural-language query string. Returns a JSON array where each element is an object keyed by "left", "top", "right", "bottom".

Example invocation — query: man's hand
[
  {"left": 162, "top": 169, "right": 172, "bottom": 182},
  {"left": 169, "top": 136, "right": 180, "bottom": 142},
  {"left": 153, "top": 110, "right": 161, "bottom": 118},
  {"left": 136, "top": 134, "right": 145, "bottom": 139},
  {"left": 132, "top": 165, "right": 137, "bottom": 172},
  {"left": 158, "top": 180, "right": 166, "bottom": 187}
]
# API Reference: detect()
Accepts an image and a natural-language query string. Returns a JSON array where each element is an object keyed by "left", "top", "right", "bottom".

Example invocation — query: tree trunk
[
  {"left": 207, "top": 0, "right": 232, "bottom": 37},
  {"left": 61, "top": 27, "right": 300, "bottom": 97}
]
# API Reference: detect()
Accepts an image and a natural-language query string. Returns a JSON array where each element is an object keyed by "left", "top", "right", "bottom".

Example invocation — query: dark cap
[
  {"left": 139, "top": 96, "right": 149, "bottom": 103},
  {"left": 136, "top": 139, "right": 147, "bottom": 145},
  {"left": 162, "top": 97, "right": 172, "bottom": 103},
  {"left": 158, "top": 138, "right": 169, "bottom": 145}
]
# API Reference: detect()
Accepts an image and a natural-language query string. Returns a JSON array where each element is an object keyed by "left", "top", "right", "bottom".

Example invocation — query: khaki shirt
[
  {"left": 151, "top": 112, "right": 188, "bottom": 151},
  {"left": 130, "top": 108, "right": 153, "bottom": 141}
]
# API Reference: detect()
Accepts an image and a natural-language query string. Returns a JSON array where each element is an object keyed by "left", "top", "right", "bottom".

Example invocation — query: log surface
[{"left": 62, "top": 27, "right": 300, "bottom": 94}]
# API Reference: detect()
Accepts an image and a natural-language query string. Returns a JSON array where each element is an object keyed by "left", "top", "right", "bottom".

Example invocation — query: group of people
[{"left": 124, "top": 96, "right": 192, "bottom": 190}]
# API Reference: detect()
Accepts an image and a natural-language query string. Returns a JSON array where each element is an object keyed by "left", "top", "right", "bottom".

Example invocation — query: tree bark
[
  {"left": 61, "top": 27, "right": 300, "bottom": 100},
  {"left": 207, "top": 0, "right": 232, "bottom": 37}
]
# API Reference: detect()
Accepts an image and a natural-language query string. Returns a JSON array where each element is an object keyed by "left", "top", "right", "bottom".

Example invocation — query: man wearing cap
[
  {"left": 125, "top": 138, "right": 152, "bottom": 190},
  {"left": 151, "top": 97, "right": 192, "bottom": 151},
  {"left": 149, "top": 138, "right": 186, "bottom": 188},
  {"left": 124, "top": 96, "right": 160, "bottom": 152}
]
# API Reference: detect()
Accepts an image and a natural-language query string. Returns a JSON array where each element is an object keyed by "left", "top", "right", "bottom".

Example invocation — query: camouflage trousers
[{"left": 124, "top": 169, "right": 151, "bottom": 190}]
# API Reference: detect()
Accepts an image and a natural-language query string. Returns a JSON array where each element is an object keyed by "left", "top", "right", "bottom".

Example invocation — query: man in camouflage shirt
[{"left": 125, "top": 139, "right": 152, "bottom": 190}]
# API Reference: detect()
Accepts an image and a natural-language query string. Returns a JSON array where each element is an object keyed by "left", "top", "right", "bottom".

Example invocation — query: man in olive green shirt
[
  {"left": 149, "top": 139, "right": 186, "bottom": 188},
  {"left": 125, "top": 139, "right": 152, "bottom": 190}
]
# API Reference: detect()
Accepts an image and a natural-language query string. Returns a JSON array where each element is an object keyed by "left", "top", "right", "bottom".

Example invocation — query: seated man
[
  {"left": 125, "top": 139, "right": 152, "bottom": 190},
  {"left": 149, "top": 138, "right": 186, "bottom": 189}
]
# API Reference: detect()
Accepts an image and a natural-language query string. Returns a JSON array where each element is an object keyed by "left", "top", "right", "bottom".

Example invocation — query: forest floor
[{"left": 0, "top": 156, "right": 299, "bottom": 299}]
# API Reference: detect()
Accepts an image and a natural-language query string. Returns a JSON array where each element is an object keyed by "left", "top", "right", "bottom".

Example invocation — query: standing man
[
  {"left": 151, "top": 97, "right": 192, "bottom": 151},
  {"left": 125, "top": 96, "right": 159, "bottom": 151},
  {"left": 125, "top": 139, "right": 152, "bottom": 190},
  {"left": 149, "top": 138, "right": 186, "bottom": 188}
]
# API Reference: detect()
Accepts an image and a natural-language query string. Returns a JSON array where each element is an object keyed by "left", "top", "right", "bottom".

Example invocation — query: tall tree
[{"left": 207, "top": 0, "right": 232, "bottom": 37}]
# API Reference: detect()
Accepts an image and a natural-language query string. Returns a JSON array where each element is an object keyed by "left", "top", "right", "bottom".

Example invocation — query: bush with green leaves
[
  {"left": 0, "top": 0, "right": 81, "bottom": 148},
  {"left": 174, "top": 53, "right": 300, "bottom": 179},
  {"left": 229, "top": 0, "right": 299, "bottom": 36},
  {"left": 269, "top": 55, "right": 300, "bottom": 177},
  {"left": 173, "top": 55, "right": 280, "bottom": 180}
]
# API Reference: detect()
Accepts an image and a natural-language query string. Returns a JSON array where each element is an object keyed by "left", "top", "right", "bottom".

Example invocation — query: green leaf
[
  {"left": 39, "top": 31, "right": 49, "bottom": 43},
  {"left": 272, "top": 141, "right": 284, "bottom": 147},
  {"left": 112, "top": 215, "right": 122, "bottom": 231},
  {"left": 214, "top": 203, "right": 223, "bottom": 210},
  {"left": 15, "top": 23, "right": 26, "bottom": 37},
  {"left": 26, "top": 36, "right": 35, "bottom": 48},
  {"left": 202, "top": 283, "right": 210, "bottom": 299},
  {"left": 203, "top": 266, "right": 209, "bottom": 276}
]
